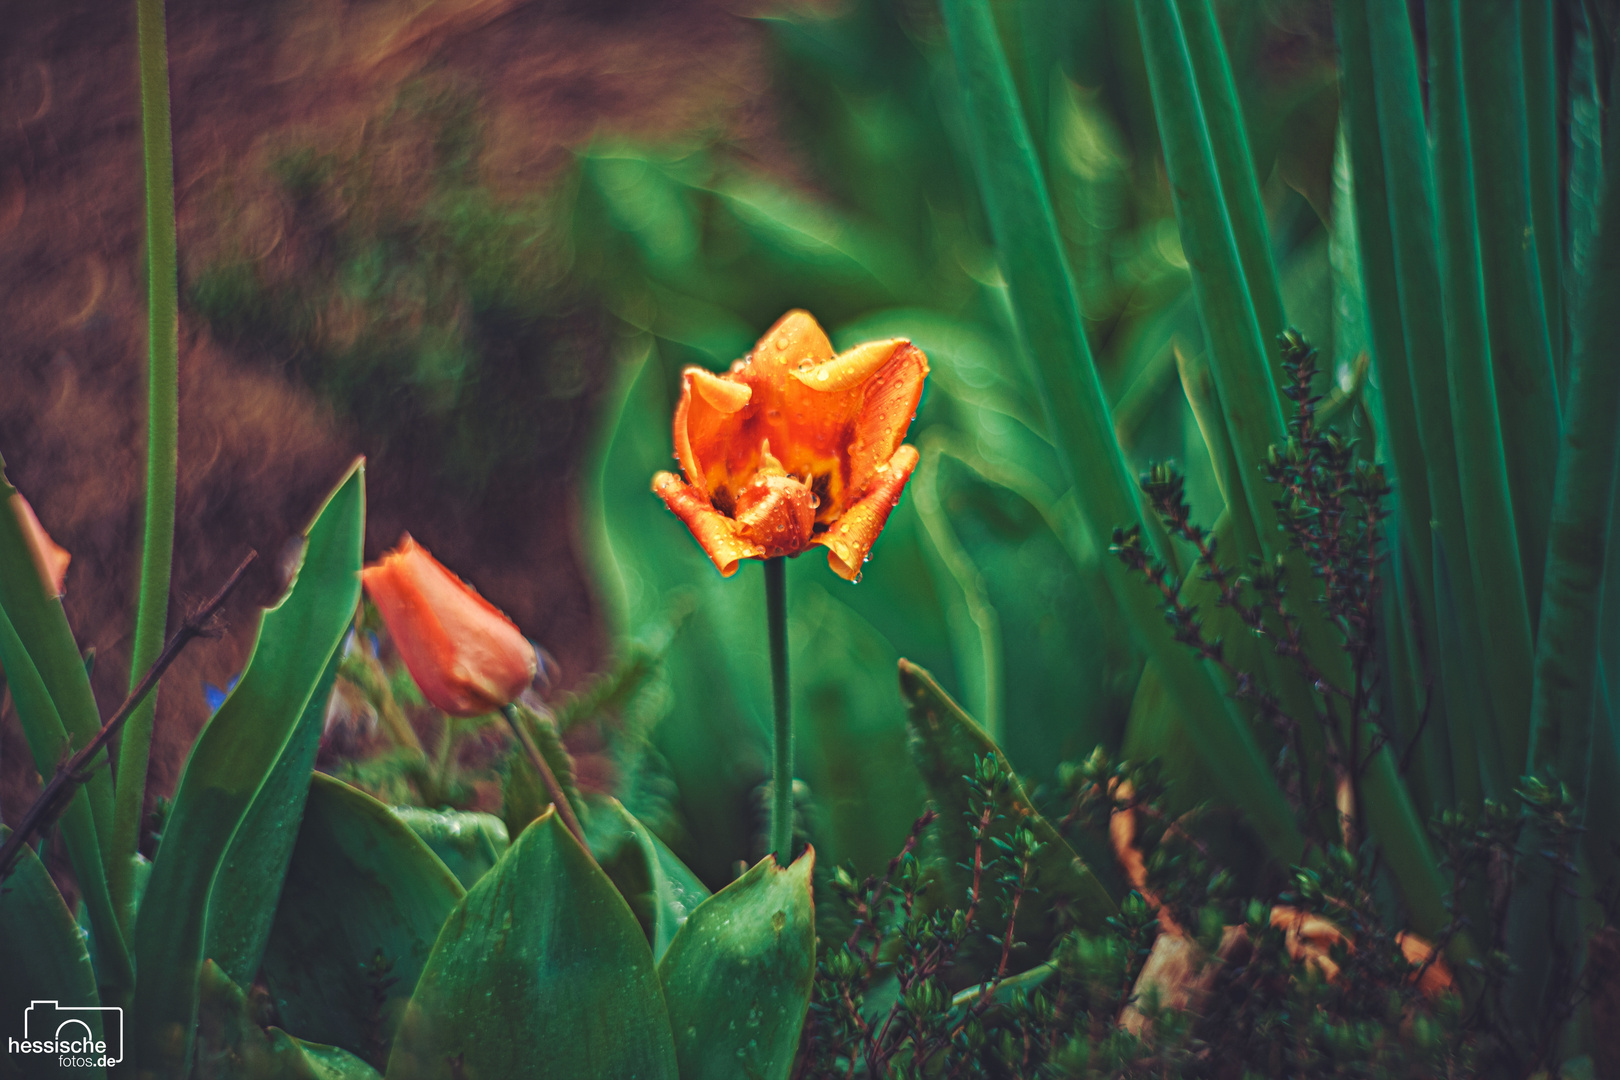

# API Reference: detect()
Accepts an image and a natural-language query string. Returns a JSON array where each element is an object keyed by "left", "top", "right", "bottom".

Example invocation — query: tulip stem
[
  {"left": 765, "top": 556, "right": 793, "bottom": 862},
  {"left": 500, "top": 704, "right": 589, "bottom": 855}
]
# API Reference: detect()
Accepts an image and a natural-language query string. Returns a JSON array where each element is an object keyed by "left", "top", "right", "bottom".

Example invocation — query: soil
[{"left": 0, "top": 0, "right": 782, "bottom": 838}]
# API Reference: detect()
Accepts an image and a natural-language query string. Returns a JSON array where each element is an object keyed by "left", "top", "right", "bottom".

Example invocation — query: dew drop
[
  {"left": 817, "top": 369, "right": 829, "bottom": 381},
  {"left": 775, "top": 336, "right": 790, "bottom": 352},
  {"left": 852, "top": 571, "right": 863, "bottom": 584},
  {"left": 809, "top": 494, "right": 820, "bottom": 508},
  {"left": 797, "top": 359, "right": 814, "bottom": 372}
]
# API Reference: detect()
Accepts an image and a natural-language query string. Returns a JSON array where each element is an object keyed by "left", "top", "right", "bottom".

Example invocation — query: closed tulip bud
[
  {"left": 361, "top": 535, "right": 537, "bottom": 717},
  {"left": 9, "top": 493, "right": 70, "bottom": 597}
]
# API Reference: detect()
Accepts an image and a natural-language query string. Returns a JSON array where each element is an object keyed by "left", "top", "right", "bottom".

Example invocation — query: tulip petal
[
  {"left": 845, "top": 342, "right": 929, "bottom": 499},
  {"left": 363, "top": 537, "right": 536, "bottom": 717},
  {"left": 675, "top": 368, "right": 752, "bottom": 500},
  {"left": 735, "top": 472, "right": 817, "bottom": 559},
  {"left": 816, "top": 445, "right": 920, "bottom": 580},
  {"left": 654, "top": 471, "right": 764, "bottom": 577},
  {"left": 790, "top": 339, "right": 905, "bottom": 392}
]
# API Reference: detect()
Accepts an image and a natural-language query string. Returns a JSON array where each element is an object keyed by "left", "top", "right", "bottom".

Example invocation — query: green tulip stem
[
  {"left": 501, "top": 703, "right": 588, "bottom": 854},
  {"left": 765, "top": 556, "right": 793, "bottom": 862}
]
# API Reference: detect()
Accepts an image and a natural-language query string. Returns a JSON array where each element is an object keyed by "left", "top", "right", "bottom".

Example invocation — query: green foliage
[
  {"left": 657, "top": 850, "right": 816, "bottom": 1080},
  {"left": 386, "top": 810, "right": 679, "bottom": 1080},
  {"left": 193, "top": 961, "right": 380, "bottom": 1080},
  {"left": 261, "top": 774, "right": 466, "bottom": 1069},
  {"left": 187, "top": 80, "right": 601, "bottom": 491},
  {"left": 0, "top": 827, "right": 106, "bottom": 1079},
  {"left": 133, "top": 464, "right": 365, "bottom": 1075}
]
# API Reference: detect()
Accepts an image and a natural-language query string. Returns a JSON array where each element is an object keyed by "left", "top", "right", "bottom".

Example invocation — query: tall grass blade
[
  {"left": 1427, "top": 0, "right": 1536, "bottom": 789},
  {"left": 1505, "top": 66, "right": 1620, "bottom": 1047},
  {"left": 113, "top": 0, "right": 182, "bottom": 929},
  {"left": 1520, "top": 0, "right": 1564, "bottom": 392},
  {"left": 1457, "top": 0, "right": 1561, "bottom": 619},
  {"left": 938, "top": 0, "right": 1303, "bottom": 861}
]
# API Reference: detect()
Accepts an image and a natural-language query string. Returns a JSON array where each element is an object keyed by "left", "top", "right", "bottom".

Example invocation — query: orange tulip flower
[
  {"left": 361, "top": 535, "right": 537, "bottom": 717},
  {"left": 652, "top": 310, "right": 929, "bottom": 579},
  {"left": 9, "top": 494, "right": 70, "bottom": 597}
]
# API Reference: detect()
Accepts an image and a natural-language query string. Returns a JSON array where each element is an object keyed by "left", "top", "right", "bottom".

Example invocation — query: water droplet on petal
[
  {"left": 797, "top": 359, "right": 814, "bottom": 372},
  {"left": 809, "top": 495, "right": 820, "bottom": 508},
  {"left": 775, "top": 337, "right": 790, "bottom": 352},
  {"left": 852, "top": 571, "right": 863, "bottom": 584},
  {"left": 817, "top": 369, "right": 829, "bottom": 381}
]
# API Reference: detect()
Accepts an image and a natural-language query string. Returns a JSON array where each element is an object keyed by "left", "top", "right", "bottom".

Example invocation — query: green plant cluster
[{"left": 187, "top": 80, "right": 603, "bottom": 490}]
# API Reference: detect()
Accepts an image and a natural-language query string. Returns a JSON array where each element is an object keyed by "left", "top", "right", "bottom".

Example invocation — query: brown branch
[{"left": 0, "top": 550, "right": 257, "bottom": 881}]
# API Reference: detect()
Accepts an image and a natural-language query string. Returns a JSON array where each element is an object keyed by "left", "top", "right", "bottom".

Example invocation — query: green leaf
[
  {"left": 193, "top": 960, "right": 382, "bottom": 1080},
  {"left": 657, "top": 850, "right": 816, "bottom": 1080},
  {"left": 583, "top": 794, "right": 710, "bottom": 961},
  {"left": 262, "top": 774, "right": 465, "bottom": 1069},
  {"left": 1425, "top": 0, "right": 1535, "bottom": 791},
  {"left": 389, "top": 807, "right": 508, "bottom": 892},
  {"left": 0, "top": 605, "right": 131, "bottom": 999},
  {"left": 205, "top": 650, "right": 343, "bottom": 986},
  {"left": 385, "top": 810, "right": 679, "bottom": 1080},
  {"left": 899, "top": 659, "right": 1116, "bottom": 945},
  {"left": 1457, "top": 0, "right": 1561, "bottom": 621},
  {"left": 0, "top": 462, "right": 115, "bottom": 867},
  {"left": 0, "top": 826, "right": 107, "bottom": 1080},
  {"left": 132, "top": 463, "right": 365, "bottom": 1077},
  {"left": 938, "top": 0, "right": 1301, "bottom": 863}
]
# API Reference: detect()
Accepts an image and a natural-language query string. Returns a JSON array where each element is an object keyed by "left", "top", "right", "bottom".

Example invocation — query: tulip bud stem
[
  {"left": 765, "top": 556, "right": 793, "bottom": 862},
  {"left": 500, "top": 704, "right": 590, "bottom": 855}
]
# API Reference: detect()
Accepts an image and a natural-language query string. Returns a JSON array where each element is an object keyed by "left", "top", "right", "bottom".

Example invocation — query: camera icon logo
[{"left": 15, "top": 1001, "right": 123, "bottom": 1065}]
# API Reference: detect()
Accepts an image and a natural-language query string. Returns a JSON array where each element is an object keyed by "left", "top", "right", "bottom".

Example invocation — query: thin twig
[{"left": 0, "top": 551, "right": 257, "bottom": 881}]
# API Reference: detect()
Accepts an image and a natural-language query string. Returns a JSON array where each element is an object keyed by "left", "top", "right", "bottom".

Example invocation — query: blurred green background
[{"left": 181, "top": 0, "right": 1352, "bottom": 888}]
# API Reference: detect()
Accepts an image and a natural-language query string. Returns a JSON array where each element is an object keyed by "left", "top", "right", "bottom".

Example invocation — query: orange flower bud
[
  {"left": 9, "top": 494, "right": 70, "bottom": 597},
  {"left": 652, "top": 310, "right": 929, "bottom": 580},
  {"left": 361, "top": 535, "right": 537, "bottom": 717}
]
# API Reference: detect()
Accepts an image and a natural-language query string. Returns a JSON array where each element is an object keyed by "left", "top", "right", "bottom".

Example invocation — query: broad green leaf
[
  {"left": 583, "top": 794, "right": 710, "bottom": 961},
  {"left": 205, "top": 650, "right": 342, "bottom": 986},
  {"left": 0, "top": 606, "right": 131, "bottom": 998},
  {"left": 0, "top": 827, "right": 106, "bottom": 1080},
  {"left": 389, "top": 807, "right": 508, "bottom": 891},
  {"left": 262, "top": 774, "right": 465, "bottom": 1069},
  {"left": 385, "top": 811, "right": 678, "bottom": 1080},
  {"left": 900, "top": 659, "right": 1116, "bottom": 948},
  {"left": 133, "top": 463, "right": 365, "bottom": 1077},
  {"left": 193, "top": 960, "right": 381, "bottom": 1080},
  {"left": 0, "top": 460, "right": 115, "bottom": 867},
  {"left": 657, "top": 850, "right": 816, "bottom": 1080}
]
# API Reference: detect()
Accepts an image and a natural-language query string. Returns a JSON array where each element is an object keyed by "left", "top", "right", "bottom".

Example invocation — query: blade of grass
[
  {"left": 0, "top": 606, "right": 134, "bottom": 1000},
  {"left": 0, "top": 461, "right": 117, "bottom": 861},
  {"left": 113, "top": 0, "right": 181, "bottom": 932},
  {"left": 1135, "top": 0, "right": 1451, "bottom": 931},
  {"left": 914, "top": 440, "right": 1003, "bottom": 740},
  {"left": 1171, "top": 0, "right": 1286, "bottom": 366},
  {"left": 1520, "top": 0, "right": 1564, "bottom": 395},
  {"left": 939, "top": 0, "right": 1303, "bottom": 862},
  {"left": 1332, "top": 0, "right": 1435, "bottom": 628},
  {"left": 1360, "top": 0, "right": 1509, "bottom": 816},
  {"left": 1457, "top": 0, "right": 1561, "bottom": 623},
  {"left": 1426, "top": 0, "right": 1536, "bottom": 791},
  {"left": 1506, "top": 64, "right": 1620, "bottom": 1041}
]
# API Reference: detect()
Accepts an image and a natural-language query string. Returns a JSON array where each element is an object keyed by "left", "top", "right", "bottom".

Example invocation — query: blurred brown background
[{"left": 0, "top": 0, "right": 784, "bottom": 831}]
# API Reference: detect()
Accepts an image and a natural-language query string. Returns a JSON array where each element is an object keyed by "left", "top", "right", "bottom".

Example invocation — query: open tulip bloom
[
  {"left": 652, "top": 309, "right": 929, "bottom": 581},
  {"left": 652, "top": 311, "right": 929, "bottom": 860}
]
